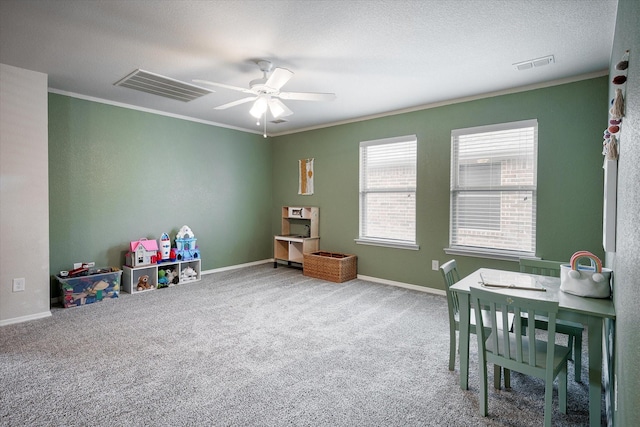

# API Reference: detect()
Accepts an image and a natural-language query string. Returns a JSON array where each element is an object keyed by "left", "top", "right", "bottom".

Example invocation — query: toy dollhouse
[
  {"left": 174, "top": 225, "right": 200, "bottom": 261},
  {"left": 126, "top": 238, "right": 158, "bottom": 267}
]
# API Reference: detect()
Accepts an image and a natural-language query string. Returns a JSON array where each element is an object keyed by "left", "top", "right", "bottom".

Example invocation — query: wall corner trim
[{"left": 1, "top": 311, "right": 52, "bottom": 327}]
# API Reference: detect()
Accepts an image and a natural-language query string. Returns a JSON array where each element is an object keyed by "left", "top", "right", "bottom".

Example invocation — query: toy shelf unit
[
  {"left": 122, "top": 258, "right": 201, "bottom": 294},
  {"left": 274, "top": 206, "right": 319, "bottom": 268}
]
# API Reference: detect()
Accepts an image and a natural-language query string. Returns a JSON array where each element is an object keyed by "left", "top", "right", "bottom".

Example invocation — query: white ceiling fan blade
[
  {"left": 278, "top": 91, "right": 337, "bottom": 102},
  {"left": 264, "top": 67, "right": 294, "bottom": 91},
  {"left": 214, "top": 96, "right": 257, "bottom": 110},
  {"left": 268, "top": 98, "right": 293, "bottom": 118},
  {"left": 193, "top": 79, "right": 254, "bottom": 94}
]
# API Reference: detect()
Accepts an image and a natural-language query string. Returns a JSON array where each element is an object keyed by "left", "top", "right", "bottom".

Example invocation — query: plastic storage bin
[{"left": 56, "top": 267, "right": 121, "bottom": 308}]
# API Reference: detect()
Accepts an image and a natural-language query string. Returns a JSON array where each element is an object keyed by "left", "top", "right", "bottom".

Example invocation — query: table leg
[
  {"left": 458, "top": 292, "right": 471, "bottom": 390},
  {"left": 587, "top": 316, "right": 603, "bottom": 427}
]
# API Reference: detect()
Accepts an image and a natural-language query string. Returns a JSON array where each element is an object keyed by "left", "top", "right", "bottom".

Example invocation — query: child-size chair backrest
[
  {"left": 519, "top": 258, "right": 563, "bottom": 278},
  {"left": 471, "top": 286, "right": 559, "bottom": 372},
  {"left": 440, "top": 260, "right": 461, "bottom": 317}
]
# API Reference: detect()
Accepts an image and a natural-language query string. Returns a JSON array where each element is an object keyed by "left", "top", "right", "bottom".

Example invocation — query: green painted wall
[
  {"left": 48, "top": 77, "right": 607, "bottom": 295},
  {"left": 48, "top": 94, "right": 273, "bottom": 286},
  {"left": 271, "top": 77, "right": 608, "bottom": 290}
]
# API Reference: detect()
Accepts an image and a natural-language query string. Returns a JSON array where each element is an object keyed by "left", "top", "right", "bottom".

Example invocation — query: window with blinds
[
  {"left": 357, "top": 135, "right": 418, "bottom": 249},
  {"left": 449, "top": 120, "right": 537, "bottom": 257}
]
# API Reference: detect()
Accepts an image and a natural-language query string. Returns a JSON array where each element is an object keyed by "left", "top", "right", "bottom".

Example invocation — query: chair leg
[
  {"left": 449, "top": 327, "right": 457, "bottom": 371},
  {"left": 559, "top": 364, "right": 568, "bottom": 414},
  {"left": 567, "top": 335, "right": 574, "bottom": 360},
  {"left": 574, "top": 333, "right": 582, "bottom": 382},
  {"left": 493, "top": 366, "right": 511, "bottom": 389},
  {"left": 479, "top": 360, "right": 488, "bottom": 417},
  {"left": 544, "top": 374, "right": 554, "bottom": 427}
]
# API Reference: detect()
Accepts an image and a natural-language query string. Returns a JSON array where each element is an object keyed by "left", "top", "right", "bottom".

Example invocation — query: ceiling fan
[{"left": 194, "top": 60, "right": 336, "bottom": 122}]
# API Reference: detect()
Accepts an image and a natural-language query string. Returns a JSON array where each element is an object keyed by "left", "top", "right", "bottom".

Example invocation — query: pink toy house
[{"left": 126, "top": 238, "right": 159, "bottom": 267}]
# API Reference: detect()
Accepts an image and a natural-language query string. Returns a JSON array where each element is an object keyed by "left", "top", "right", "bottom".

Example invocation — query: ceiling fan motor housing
[
  {"left": 251, "top": 60, "right": 274, "bottom": 93},
  {"left": 249, "top": 78, "right": 270, "bottom": 93},
  {"left": 257, "top": 60, "right": 273, "bottom": 73}
]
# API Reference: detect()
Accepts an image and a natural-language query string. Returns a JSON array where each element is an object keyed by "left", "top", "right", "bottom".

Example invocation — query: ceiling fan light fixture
[
  {"left": 250, "top": 96, "right": 268, "bottom": 118},
  {"left": 269, "top": 100, "right": 286, "bottom": 118},
  {"left": 268, "top": 98, "right": 293, "bottom": 119}
]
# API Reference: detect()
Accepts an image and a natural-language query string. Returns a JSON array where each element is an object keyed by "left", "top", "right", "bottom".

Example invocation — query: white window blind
[
  {"left": 449, "top": 120, "right": 537, "bottom": 257},
  {"left": 358, "top": 135, "right": 417, "bottom": 248}
]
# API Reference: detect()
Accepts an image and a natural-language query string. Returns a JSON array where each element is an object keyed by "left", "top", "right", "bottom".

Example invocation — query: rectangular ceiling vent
[
  {"left": 114, "top": 69, "right": 213, "bottom": 102},
  {"left": 513, "top": 55, "right": 555, "bottom": 71},
  {"left": 270, "top": 118, "right": 289, "bottom": 124}
]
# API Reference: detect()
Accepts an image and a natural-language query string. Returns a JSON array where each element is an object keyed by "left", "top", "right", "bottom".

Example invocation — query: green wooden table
[{"left": 451, "top": 268, "right": 616, "bottom": 427}]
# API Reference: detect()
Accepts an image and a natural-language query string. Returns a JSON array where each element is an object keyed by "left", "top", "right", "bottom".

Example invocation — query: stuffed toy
[
  {"left": 181, "top": 266, "right": 197, "bottom": 281},
  {"left": 157, "top": 270, "right": 169, "bottom": 287},
  {"left": 165, "top": 269, "right": 179, "bottom": 285},
  {"left": 137, "top": 275, "right": 151, "bottom": 291}
]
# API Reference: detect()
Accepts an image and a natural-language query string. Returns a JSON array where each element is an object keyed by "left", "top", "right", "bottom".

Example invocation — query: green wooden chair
[
  {"left": 471, "top": 286, "right": 571, "bottom": 427},
  {"left": 440, "top": 259, "right": 512, "bottom": 389},
  {"left": 519, "top": 258, "right": 583, "bottom": 381}
]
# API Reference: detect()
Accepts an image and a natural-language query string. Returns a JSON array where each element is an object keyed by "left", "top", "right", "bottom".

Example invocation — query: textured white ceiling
[{"left": 0, "top": 0, "right": 618, "bottom": 136}]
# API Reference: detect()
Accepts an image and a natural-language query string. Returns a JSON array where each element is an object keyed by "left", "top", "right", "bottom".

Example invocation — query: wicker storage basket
[{"left": 303, "top": 251, "right": 357, "bottom": 283}]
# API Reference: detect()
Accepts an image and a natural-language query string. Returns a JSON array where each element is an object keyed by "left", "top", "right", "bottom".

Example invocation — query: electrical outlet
[
  {"left": 12, "top": 278, "right": 25, "bottom": 292},
  {"left": 431, "top": 260, "right": 439, "bottom": 271}
]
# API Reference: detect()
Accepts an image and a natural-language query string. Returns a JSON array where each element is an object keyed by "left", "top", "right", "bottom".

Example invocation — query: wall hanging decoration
[
  {"left": 602, "top": 50, "right": 629, "bottom": 162},
  {"left": 606, "top": 135, "right": 618, "bottom": 161},
  {"left": 610, "top": 88, "right": 625, "bottom": 119},
  {"left": 298, "top": 158, "right": 314, "bottom": 195},
  {"left": 616, "top": 57, "right": 629, "bottom": 71},
  {"left": 602, "top": 49, "right": 630, "bottom": 252}
]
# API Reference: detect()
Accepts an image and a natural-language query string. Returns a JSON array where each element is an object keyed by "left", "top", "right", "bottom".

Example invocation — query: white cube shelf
[{"left": 122, "top": 258, "right": 201, "bottom": 294}]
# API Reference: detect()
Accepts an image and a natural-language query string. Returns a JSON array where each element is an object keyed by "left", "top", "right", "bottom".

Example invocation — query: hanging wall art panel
[{"left": 299, "top": 158, "right": 314, "bottom": 195}]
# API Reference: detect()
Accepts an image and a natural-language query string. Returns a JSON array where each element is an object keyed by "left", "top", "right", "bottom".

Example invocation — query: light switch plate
[
  {"left": 12, "top": 278, "right": 25, "bottom": 292},
  {"left": 431, "top": 260, "right": 439, "bottom": 271}
]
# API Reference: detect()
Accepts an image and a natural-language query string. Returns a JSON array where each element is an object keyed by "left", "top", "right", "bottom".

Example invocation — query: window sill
[
  {"left": 444, "top": 247, "right": 534, "bottom": 262},
  {"left": 355, "top": 238, "right": 419, "bottom": 251}
]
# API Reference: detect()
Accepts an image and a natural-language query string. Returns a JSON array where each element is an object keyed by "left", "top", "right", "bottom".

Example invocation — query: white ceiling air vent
[
  {"left": 270, "top": 118, "right": 289, "bottom": 124},
  {"left": 114, "top": 69, "right": 213, "bottom": 102},
  {"left": 513, "top": 55, "right": 555, "bottom": 71}
]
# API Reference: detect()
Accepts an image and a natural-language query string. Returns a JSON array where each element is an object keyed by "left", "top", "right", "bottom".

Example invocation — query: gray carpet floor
[{"left": 1, "top": 264, "right": 602, "bottom": 426}]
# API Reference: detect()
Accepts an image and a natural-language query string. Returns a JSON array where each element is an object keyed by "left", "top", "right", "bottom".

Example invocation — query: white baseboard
[
  {"left": 357, "top": 274, "right": 445, "bottom": 296},
  {"left": 1, "top": 310, "right": 52, "bottom": 327},
  {"left": 201, "top": 259, "right": 273, "bottom": 275},
  {"left": 203, "top": 261, "right": 445, "bottom": 296}
]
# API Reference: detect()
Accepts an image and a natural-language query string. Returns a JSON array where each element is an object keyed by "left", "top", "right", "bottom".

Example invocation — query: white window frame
[
  {"left": 355, "top": 134, "right": 419, "bottom": 250},
  {"left": 445, "top": 120, "right": 537, "bottom": 261}
]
